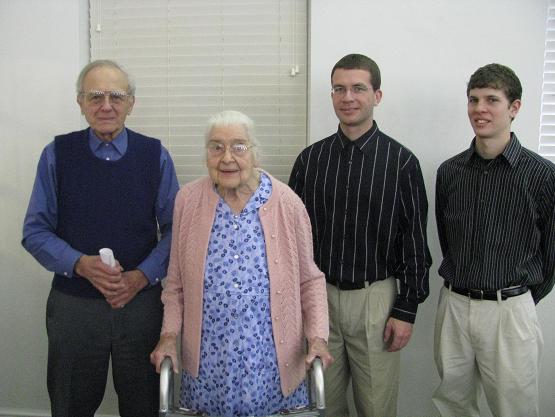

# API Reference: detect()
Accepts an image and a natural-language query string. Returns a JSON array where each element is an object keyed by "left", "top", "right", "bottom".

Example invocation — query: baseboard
[
  {"left": 0, "top": 408, "right": 116, "bottom": 417},
  {"left": 0, "top": 409, "right": 49, "bottom": 417}
]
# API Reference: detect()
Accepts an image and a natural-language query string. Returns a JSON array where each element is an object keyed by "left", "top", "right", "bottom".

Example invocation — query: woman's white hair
[{"left": 204, "top": 110, "right": 262, "bottom": 164}]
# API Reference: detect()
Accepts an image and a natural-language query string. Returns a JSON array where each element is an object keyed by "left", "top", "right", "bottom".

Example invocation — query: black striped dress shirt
[
  {"left": 436, "top": 134, "right": 555, "bottom": 303},
  {"left": 289, "top": 122, "right": 431, "bottom": 323}
]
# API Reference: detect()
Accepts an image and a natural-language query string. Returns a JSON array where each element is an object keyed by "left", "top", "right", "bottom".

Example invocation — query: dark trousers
[{"left": 46, "top": 286, "right": 163, "bottom": 417}]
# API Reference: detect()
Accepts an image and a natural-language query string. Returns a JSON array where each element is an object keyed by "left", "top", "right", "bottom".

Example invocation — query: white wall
[
  {"left": 310, "top": 1, "right": 554, "bottom": 417},
  {"left": 0, "top": 0, "right": 118, "bottom": 416},
  {"left": 0, "top": 1, "right": 552, "bottom": 416}
]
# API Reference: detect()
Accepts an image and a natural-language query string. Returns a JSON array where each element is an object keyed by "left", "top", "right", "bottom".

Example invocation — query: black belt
[
  {"left": 444, "top": 281, "right": 528, "bottom": 301},
  {"left": 332, "top": 280, "right": 367, "bottom": 290}
]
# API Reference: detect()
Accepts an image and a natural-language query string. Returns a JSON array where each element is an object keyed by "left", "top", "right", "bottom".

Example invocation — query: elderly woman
[{"left": 150, "top": 110, "right": 332, "bottom": 417}]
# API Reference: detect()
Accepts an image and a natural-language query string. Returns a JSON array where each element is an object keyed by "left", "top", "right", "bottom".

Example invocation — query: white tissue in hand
[{"left": 99, "top": 248, "right": 116, "bottom": 267}]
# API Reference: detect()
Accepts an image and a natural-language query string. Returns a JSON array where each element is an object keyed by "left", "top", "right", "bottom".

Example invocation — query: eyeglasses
[
  {"left": 331, "top": 85, "right": 370, "bottom": 96},
  {"left": 206, "top": 141, "right": 254, "bottom": 157},
  {"left": 79, "top": 90, "right": 131, "bottom": 106}
]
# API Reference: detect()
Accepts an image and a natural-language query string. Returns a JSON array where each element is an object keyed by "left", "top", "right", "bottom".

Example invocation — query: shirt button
[
  {"left": 233, "top": 224, "right": 238, "bottom": 230},
  {"left": 64, "top": 272, "right": 68, "bottom": 276},
  {"left": 234, "top": 254, "right": 239, "bottom": 259},
  {"left": 233, "top": 283, "right": 239, "bottom": 288},
  {"left": 348, "top": 160, "right": 352, "bottom": 165},
  {"left": 105, "top": 157, "right": 110, "bottom": 161}
]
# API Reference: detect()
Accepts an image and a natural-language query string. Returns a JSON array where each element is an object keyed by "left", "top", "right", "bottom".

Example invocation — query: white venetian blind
[
  {"left": 541, "top": 0, "right": 555, "bottom": 163},
  {"left": 89, "top": 0, "right": 308, "bottom": 183}
]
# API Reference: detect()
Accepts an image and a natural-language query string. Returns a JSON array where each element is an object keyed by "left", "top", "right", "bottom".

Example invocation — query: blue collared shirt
[{"left": 22, "top": 128, "right": 180, "bottom": 285}]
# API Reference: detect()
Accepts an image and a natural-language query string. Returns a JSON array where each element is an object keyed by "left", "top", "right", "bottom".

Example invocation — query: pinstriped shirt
[
  {"left": 436, "top": 134, "right": 555, "bottom": 303},
  {"left": 289, "top": 122, "right": 431, "bottom": 323}
]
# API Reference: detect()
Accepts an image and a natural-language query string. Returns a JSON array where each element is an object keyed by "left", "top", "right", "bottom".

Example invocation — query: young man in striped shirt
[
  {"left": 433, "top": 63, "right": 555, "bottom": 417},
  {"left": 289, "top": 53, "right": 431, "bottom": 417}
]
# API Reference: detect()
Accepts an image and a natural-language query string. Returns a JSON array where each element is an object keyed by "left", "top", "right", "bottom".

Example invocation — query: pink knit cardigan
[{"left": 161, "top": 172, "right": 328, "bottom": 396}]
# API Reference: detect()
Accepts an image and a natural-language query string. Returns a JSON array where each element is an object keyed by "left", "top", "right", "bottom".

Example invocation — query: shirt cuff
[
  {"left": 390, "top": 298, "right": 418, "bottom": 324},
  {"left": 137, "top": 260, "right": 164, "bottom": 286},
  {"left": 529, "top": 285, "right": 541, "bottom": 304},
  {"left": 59, "top": 248, "right": 84, "bottom": 278}
]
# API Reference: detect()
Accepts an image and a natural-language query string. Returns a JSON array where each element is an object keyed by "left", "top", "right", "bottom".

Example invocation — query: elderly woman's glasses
[
  {"left": 80, "top": 90, "right": 131, "bottom": 106},
  {"left": 206, "top": 142, "right": 254, "bottom": 157}
]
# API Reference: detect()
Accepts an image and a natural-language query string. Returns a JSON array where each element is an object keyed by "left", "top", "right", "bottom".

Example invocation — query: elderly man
[{"left": 22, "top": 60, "right": 179, "bottom": 417}]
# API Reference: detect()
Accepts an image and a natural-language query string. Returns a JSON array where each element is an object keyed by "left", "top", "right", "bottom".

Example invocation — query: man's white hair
[{"left": 76, "top": 59, "right": 135, "bottom": 96}]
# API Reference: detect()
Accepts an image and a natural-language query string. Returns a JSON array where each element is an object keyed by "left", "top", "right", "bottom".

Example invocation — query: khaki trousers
[
  {"left": 433, "top": 286, "right": 543, "bottom": 417},
  {"left": 325, "top": 279, "right": 399, "bottom": 417}
]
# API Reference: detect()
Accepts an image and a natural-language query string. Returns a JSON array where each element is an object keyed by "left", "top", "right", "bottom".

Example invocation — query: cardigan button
[{"left": 274, "top": 259, "right": 278, "bottom": 264}]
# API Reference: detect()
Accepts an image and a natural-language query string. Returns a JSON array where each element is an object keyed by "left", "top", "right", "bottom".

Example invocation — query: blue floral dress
[{"left": 180, "top": 172, "right": 308, "bottom": 417}]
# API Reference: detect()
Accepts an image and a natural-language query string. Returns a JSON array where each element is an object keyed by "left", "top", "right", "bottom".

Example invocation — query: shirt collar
[
  {"left": 464, "top": 132, "right": 521, "bottom": 168},
  {"left": 501, "top": 133, "right": 522, "bottom": 167},
  {"left": 245, "top": 171, "right": 272, "bottom": 212},
  {"left": 88, "top": 128, "right": 128, "bottom": 156},
  {"left": 336, "top": 121, "right": 379, "bottom": 155}
]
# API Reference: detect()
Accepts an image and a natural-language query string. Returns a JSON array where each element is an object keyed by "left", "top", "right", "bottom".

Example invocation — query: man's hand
[
  {"left": 75, "top": 255, "right": 124, "bottom": 297},
  {"left": 105, "top": 269, "right": 149, "bottom": 309},
  {"left": 383, "top": 317, "right": 413, "bottom": 352},
  {"left": 305, "top": 337, "right": 334, "bottom": 370}
]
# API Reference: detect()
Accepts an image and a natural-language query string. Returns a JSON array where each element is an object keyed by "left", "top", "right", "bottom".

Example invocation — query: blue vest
[{"left": 53, "top": 128, "right": 161, "bottom": 297}]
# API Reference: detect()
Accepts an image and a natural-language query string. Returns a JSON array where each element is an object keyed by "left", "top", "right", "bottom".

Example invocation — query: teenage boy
[{"left": 433, "top": 63, "right": 555, "bottom": 417}]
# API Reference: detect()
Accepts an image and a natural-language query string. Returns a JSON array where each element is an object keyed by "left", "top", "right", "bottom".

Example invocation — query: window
[
  {"left": 541, "top": 0, "right": 555, "bottom": 163},
  {"left": 89, "top": 0, "right": 308, "bottom": 183}
]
